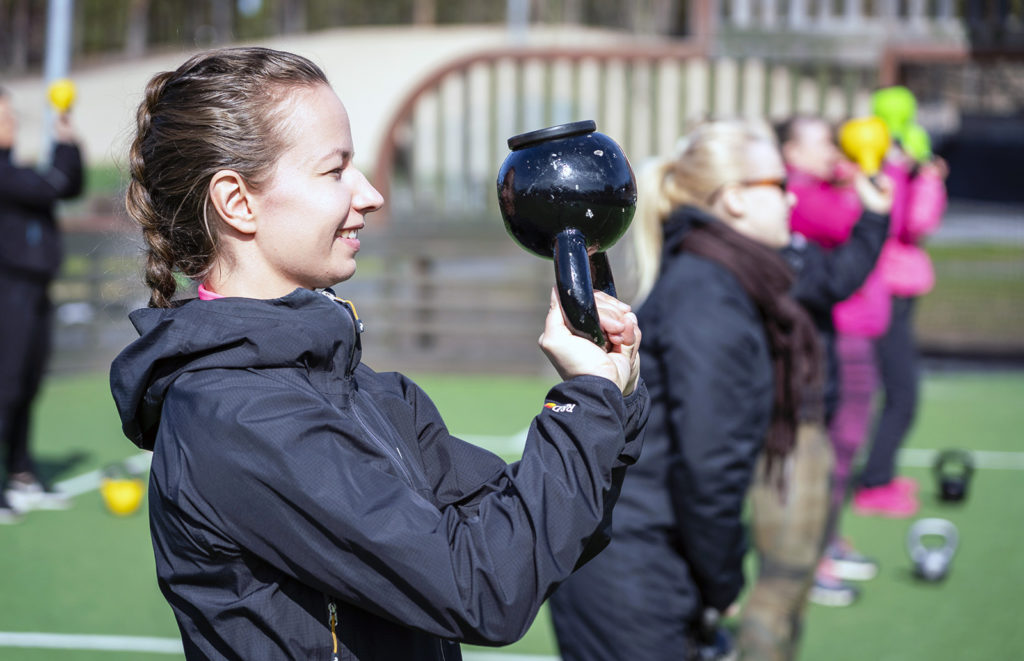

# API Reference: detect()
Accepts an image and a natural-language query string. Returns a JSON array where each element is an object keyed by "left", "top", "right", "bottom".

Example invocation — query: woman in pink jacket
[{"left": 853, "top": 145, "right": 947, "bottom": 518}]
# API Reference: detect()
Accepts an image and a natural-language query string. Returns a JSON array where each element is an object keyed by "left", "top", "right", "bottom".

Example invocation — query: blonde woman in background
[{"left": 549, "top": 120, "right": 821, "bottom": 661}]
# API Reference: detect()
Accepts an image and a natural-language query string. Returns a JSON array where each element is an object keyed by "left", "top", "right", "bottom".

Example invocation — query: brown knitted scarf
[{"left": 678, "top": 216, "right": 822, "bottom": 470}]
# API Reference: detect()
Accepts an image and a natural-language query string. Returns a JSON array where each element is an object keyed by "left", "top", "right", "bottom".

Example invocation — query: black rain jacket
[
  {"left": 551, "top": 205, "right": 773, "bottom": 661},
  {"left": 109, "top": 288, "right": 649, "bottom": 660},
  {"left": 0, "top": 143, "right": 83, "bottom": 279},
  {"left": 618, "top": 206, "right": 772, "bottom": 614},
  {"left": 782, "top": 209, "right": 890, "bottom": 421}
]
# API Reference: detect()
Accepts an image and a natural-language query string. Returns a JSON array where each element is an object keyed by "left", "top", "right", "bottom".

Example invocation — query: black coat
[
  {"left": 550, "top": 206, "right": 773, "bottom": 660},
  {"left": 782, "top": 209, "right": 889, "bottom": 421},
  {"left": 109, "top": 288, "right": 649, "bottom": 661},
  {"left": 0, "top": 143, "right": 83, "bottom": 280}
]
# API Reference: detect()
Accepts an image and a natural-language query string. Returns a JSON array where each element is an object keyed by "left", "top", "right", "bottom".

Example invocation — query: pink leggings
[{"left": 826, "top": 334, "right": 879, "bottom": 536}]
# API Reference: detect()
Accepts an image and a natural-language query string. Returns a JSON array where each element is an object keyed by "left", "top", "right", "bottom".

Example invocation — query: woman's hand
[
  {"left": 919, "top": 155, "right": 949, "bottom": 180},
  {"left": 853, "top": 171, "right": 893, "bottom": 215},
  {"left": 54, "top": 112, "right": 77, "bottom": 145},
  {"left": 539, "top": 288, "right": 641, "bottom": 396}
]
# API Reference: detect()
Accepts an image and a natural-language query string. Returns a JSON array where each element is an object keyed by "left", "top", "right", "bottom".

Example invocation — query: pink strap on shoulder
[{"left": 197, "top": 283, "right": 224, "bottom": 301}]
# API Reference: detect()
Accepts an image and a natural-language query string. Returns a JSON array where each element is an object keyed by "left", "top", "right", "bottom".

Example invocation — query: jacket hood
[{"left": 110, "top": 288, "right": 361, "bottom": 451}]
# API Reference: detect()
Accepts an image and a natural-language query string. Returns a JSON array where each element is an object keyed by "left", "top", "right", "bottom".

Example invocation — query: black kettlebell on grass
[
  {"left": 933, "top": 448, "right": 974, "bottom": 502},
  {"left": 497, "top": 120, "right": 637, "bottom": 347}
]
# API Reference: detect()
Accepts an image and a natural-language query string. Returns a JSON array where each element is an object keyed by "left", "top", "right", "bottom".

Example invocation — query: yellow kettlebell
[
  {"left": 100, "top": 463, "right": 145, "bottom": 516},
  {"left": 47, "top": 78, "right": 76, "bottom": 113},
  {"left": 838, "top": 116, "right": 890, "bottom": 176}
]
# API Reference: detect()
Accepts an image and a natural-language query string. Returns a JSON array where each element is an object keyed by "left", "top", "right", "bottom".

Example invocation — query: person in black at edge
[
  {"left": 0, "top": 87, "right": 83, "bottom": 522},
  {"left": 108, "top": 47, "right": 649, "bottom": 660}
]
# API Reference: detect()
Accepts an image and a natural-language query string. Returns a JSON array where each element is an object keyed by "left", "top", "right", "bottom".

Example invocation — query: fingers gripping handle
[{"left": 554, "top": 229, "right": 606, "bottom": 347}]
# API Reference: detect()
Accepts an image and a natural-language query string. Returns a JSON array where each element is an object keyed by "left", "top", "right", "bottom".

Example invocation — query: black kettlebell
[
  {"left": 933, "top": 448, "right": 974, "bottom": 502},
  {"left": 497, "top": 120, "right": 637, "bottom": 346}
]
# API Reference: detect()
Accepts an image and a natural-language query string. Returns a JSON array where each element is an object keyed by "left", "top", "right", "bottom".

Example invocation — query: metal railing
[{"left": 374, "top": 44, "right": 880, "bottom": 227}]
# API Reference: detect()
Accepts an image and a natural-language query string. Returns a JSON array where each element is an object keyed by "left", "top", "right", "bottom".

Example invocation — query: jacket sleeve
[
  {"left": 789, "top": 210, "right": 890, "bottom": 314},
  {"left": 655, "top": 274, "right": 773, "bottom": 612},
  {"left": 0, "top": 143, "right": 83, "bottom": 210},
  {"left": 788, "top": 181, "right": 862, "bottom": 247},
  {"left": 392, "top": 372, "right": 648, "bottom": 505},
  {"left": 901, "top": 169, "right": 946, "bottom": 243},
  {"left": 398, "top": 372, "right": 649, "bottom": 569},
  {"left": 161, "top": 371, "right": 649, "bottom": 646}
]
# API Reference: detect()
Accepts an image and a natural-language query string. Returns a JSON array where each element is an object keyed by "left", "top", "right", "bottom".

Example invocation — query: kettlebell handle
[
  {"left": 933, "top": 448, "right": 975, "bottom": 478},
  {"left": 554, "top": 229, "right": 606, "bottom": 347},
  {"left": 589, "top": 251, "right": 617, "bottom": 298}
]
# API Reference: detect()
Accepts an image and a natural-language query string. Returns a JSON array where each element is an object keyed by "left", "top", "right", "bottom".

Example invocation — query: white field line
[
  {"left": 53, "top": 442, "right": 1024, "bottom": 500},
  {"left": 54, "top": 452, "right": 153, "bottom": 497},
  {"left": 464, "top": 654, "right": 559, "bottom": 661},
  {"left": 0, "top": 632, "right": 557, "bottom": 659},
  {"left": 0, "top": 632, "right": 183, "bottom": 653},
  {"left": 898, "top": 449, "right": 1024, "bottom": 470},
  {"left": 464, "top": 430, "right": 1024, "bottom": 471}
]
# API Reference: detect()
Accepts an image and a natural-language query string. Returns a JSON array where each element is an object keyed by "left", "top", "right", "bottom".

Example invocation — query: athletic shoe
[
  {"left": 853, "top": 481, "right": 919, "bottom": 518},
  {"left": 5, "top": 473, "right": 72, "bottom": 512},
  {"left": 893, "top": 475, "right": 919, "bottom": 495},
  {"left": 826, "top": 540, "right": 879, "bottom": 582},
  {"left": 0, "top": 491, "right": 21, "bottom": 524},
  {"left": 809, "top": 567, "right": 860, "bottom": 607}
]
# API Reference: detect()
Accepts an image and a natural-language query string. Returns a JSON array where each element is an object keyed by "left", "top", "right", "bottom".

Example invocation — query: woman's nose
[{"left": 353, "top": 171, "right": 384, "bottom": 213}]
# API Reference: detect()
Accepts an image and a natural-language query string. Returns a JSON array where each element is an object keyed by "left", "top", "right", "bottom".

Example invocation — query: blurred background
[
  {"left": 2, "top": 1, "right": 1024, "bottom": 661},
  {"left": 1, "top": 0, "right": 1021, "bottom": 376},
  {"left": 0, "top": 2, "right": 1022, "bottom": 660}
]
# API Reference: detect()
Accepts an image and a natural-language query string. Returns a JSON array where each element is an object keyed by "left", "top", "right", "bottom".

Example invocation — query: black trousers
[
  {"left": 861, "top": 296, "right": 919, "bottom": 488},
  {"left": 0, "top": 273, "right": 53, "bottom": 477},
  {"left": 550, "top": 528, "right": 704, "bottom": 661}
]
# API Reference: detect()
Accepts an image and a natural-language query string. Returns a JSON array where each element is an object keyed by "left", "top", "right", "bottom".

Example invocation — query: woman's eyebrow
[{"left": 315, "top": 148, "right": 353, "bottom": 167}]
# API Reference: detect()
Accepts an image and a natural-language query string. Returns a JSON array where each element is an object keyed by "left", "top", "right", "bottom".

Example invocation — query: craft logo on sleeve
[{"left": 544, "top": 401, "right": 577, "bottom": 413}]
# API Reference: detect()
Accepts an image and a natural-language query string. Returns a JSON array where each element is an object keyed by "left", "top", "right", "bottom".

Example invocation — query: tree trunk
[
  {"left": 9, "top": 0, "right": 31, "bottom": 73},
  {"left": 211, "top": 0, "right": 233, "bottom": 44},
  {"left": 124, "top": 0, "right": 149, "bottom": 58},
  {"left": 279, "top": 0, "right": 307, "bottom": 35},
  {"left": 413, "top": 0, "right": 435, "bottom": 25},
  {"left": 563, "top": 0, "right": 582, "bottom": 25}
]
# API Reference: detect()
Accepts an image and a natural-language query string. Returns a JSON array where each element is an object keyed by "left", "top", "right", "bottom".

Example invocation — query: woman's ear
[
  {"left": 209, "top": 170, "right": 256, "bottom": 235},
  {"left": 718, "top": 183, "right": 747, "bottom": 220}
]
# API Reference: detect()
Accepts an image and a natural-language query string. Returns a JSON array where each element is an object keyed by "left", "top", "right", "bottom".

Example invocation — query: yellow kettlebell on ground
[
  {"left": 47, "top": 78, "right": 76, "bottom": 113},
  {"left": 100, "top": 463, "right": 145, "bottom": 516}
]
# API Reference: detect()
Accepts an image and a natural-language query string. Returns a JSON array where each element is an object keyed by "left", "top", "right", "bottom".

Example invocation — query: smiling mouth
[{"left": 338, "top": 229, "right": 358, "bottom": 239}]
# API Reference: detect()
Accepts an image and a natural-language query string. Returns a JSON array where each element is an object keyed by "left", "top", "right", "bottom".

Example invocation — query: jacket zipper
[
  {"left": 438, "top": 639, "right": 448, "bottom": 660},
  {"left": 351, "top": 402, "right": 416, "bottom": 486},
  {"left": 328, "top": 600, "right": 340, "bottom": 661},
  {"left": 320, "top": 289, "right": 361, "bottom": 378}
]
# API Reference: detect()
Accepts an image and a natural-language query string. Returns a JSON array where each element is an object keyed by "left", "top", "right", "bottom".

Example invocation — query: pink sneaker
[
  {"left": 853, "top": 482, "right": 919, "bottom": 518},
  {"left": 893, "top": 476, "right": 919, "bottom": 496}
]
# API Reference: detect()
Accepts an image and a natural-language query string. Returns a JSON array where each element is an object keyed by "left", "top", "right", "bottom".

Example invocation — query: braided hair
[{"left": 126, "top": 47, "right": 328, "bottom": 307}]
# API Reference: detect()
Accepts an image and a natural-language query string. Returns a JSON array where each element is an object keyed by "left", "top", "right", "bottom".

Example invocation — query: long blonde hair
[{"left": 630, "top": 120, "right": 775, "bottom": 303}]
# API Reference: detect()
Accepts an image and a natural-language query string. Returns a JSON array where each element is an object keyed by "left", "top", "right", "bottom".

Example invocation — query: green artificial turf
[{"left": 0, "top": 369, "right": 1021, "bottom": 660}]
